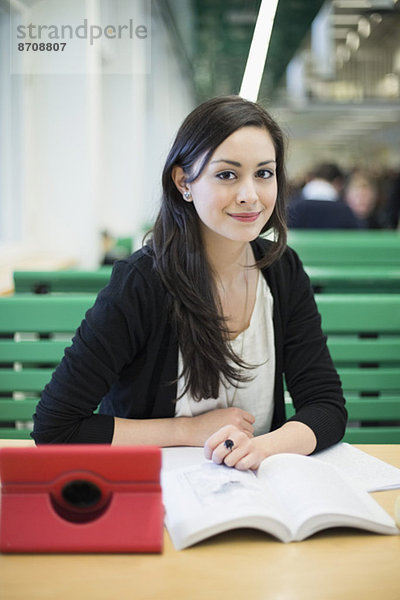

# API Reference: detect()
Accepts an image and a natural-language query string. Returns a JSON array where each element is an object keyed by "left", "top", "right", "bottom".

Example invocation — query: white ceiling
[{"left": 270, "top": 0, "right": 400, "bottom": 175}]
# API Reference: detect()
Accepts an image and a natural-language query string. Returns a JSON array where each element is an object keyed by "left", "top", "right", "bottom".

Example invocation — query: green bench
[
  {"left": 13, "top": 268, "right": 113, "bottom": 294},
  {"left": 1, "top": 292, "right": 399, "bottom": 443},
  {"left": 286, "top": 294, "right": 400, "bottom": 443},
  {"left": 14, "top": 263, "right": 400, "bottom": 296},
  {"left": 0, "top": 295, "right": 95, "bottom": 438},
  {"left": 306, "top": 266, "right": 400, "bottom": 294},
  {"left": 288, "top": 230, "right": 400, "bottom": 266}
]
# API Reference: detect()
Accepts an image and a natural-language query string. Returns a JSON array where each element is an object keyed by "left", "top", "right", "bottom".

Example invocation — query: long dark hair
[{"left": 148, "top": 95, "right": 288, "bottom": 400}]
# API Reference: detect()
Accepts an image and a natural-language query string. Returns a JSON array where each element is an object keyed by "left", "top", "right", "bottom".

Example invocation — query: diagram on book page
[{"left": 181, "top": 463, "right": 264, "bottom": 508}]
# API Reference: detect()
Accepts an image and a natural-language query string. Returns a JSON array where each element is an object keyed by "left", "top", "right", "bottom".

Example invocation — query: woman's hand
[
  {"left": 204, "top": 421, "right": 318, "bottom": 470},
  {"left": 204, "top": 424, "right": 266, "bottom": 471},
  {"left": 176, "top": 408, "right": 255, "bottom": 447}
]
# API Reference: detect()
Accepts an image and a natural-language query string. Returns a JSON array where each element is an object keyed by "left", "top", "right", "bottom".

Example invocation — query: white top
[
  {"left": 302, "top": 179, "right": 338, "bottom": 201},
  {"left": 175, "top": 273, "right": 275, "bottom": 436}
]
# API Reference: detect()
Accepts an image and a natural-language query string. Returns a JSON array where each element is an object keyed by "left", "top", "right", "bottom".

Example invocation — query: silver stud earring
[{"left": 183, "top": 191, "right": 192, "bottom": 201}]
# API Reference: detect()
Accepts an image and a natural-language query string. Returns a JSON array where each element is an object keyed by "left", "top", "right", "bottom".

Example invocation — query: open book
[
  {"left": 162, "top": 453, "right": 399, "bottom": 550},
  {"left": 162, "top": 443, "right": 400, "bottom": 492}
]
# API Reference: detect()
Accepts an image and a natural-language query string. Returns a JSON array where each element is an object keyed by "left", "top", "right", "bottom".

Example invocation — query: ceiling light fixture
[
  {"left": 239, "top": 0, "right": 279, "bottom": 102},
  {"left": 370, "top": 13, "right": 383, "bottom": 24},
  {"left": 346, "top": 30, "right": 360, "bottom": 50},
  {"left": 334, "top": 1, "right": 372, "bottom": 8},
  {"left": 358, "top": 17, "right": 371, "bottom": 37},
  {"left": 336, "top": 44, "right": 352, "bottom": 61},
  {"left": 332, "top": 15, "right": 361, "bottom": 25}
]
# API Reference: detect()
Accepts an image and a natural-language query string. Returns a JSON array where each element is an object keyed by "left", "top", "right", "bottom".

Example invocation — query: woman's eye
[
  {"left": 216, "top": 171, "right": 236, "bottom": 180},
  {"left": 257, "top": 169, "right": 274, "bottom": 179}
]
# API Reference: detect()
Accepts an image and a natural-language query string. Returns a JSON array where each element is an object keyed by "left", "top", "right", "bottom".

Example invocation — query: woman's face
[
  {"left": 180, "top": 126, "right": 278, "bottom": 245},
  {"left": 345, "top": 181, "right": 376, "bottom": 218}
]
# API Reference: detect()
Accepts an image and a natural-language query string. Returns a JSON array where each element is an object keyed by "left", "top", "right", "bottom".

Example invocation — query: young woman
[{"left": 32, "top": 95, "right": 347, "bottom": 470}]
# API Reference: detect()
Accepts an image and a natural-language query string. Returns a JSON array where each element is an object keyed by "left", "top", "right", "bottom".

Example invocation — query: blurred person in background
[
  {"left": 288, "top": 163, "right": 360, "bottom": 229},
  {"left": 343, "top": 171, "right": 385, "bottom": 229},
  {"left": 385, "top": 169, "right": 400, "bottom": 229}
]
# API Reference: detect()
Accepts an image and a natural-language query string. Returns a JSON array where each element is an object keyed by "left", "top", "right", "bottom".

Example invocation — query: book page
[
  {"left": 162, "top": 443, "right": 400, "bottom": 492},
  {"left": 162, "top": 462, "right": 292, "bottom": 549},
  {"left": 312, "top": 443, "right": 400, "bottom": 492},
  {"left": 162, "top": 446, "right": 205, "bottom": 472},
  {"left": 257, "top": 453, "right": 398, "bottom": 539}
]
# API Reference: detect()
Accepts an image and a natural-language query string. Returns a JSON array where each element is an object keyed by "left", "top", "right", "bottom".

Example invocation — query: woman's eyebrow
[{"left": 210, "top": 159, "right": 276, "bottom": 167}]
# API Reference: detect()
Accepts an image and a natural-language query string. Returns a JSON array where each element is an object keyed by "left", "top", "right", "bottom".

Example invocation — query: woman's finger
[
  {"left": 221, "top": 442, "right": 249, "bottom": 468},
  {"left": 211, "top": 431, "right": 249, "bottom": 465},
  {"left": 232, "top": 452, "right": 260, "bottom": 471},
  {"left": 204, "top": 425, "right": 235, "bottom": 458},
  {"left": 242, "top": 411, "right": 256, "bottom": 425},
  {"left": 209, "top": 436, "right": 240, "bottom": 464}
]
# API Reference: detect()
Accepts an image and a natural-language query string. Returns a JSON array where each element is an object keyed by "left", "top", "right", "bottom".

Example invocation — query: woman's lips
[{"left": 228, "top": 212, "right": 261, "bottom": 222}]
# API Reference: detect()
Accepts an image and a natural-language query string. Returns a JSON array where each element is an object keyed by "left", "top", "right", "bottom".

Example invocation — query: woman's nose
[{"left": 236, "top": 179, "right": 258, "bottom": 204}]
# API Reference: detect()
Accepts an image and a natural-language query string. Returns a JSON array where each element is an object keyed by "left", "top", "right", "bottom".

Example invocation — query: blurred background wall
[{"left": 1, "top": 0, "right": 399, "bottom": 273}]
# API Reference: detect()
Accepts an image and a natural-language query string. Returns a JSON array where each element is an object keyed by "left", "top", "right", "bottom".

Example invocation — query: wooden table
[{"left": 0, "top": 442, "right": 399, "bottom": 600}]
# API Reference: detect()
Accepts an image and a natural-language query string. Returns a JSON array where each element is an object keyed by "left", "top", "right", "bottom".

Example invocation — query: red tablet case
[{"left": 0, "top": 445, "right": 163, "bottom": 553}]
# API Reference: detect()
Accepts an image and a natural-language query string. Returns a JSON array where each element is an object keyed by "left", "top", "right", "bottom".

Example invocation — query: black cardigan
[{"left": 32, "top": 238, "right": 347, "bottom": 450}]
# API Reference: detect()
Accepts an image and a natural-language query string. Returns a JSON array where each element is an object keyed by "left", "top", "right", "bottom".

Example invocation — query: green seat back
[
  {"left": 13, "top": 268, "right": 112, "bottom": 294},
  {"left": 288, "top": 230, "right": 400, "bottom": 266},
  {"left": 3, "top": 290, "right": 399, "bottom": 443},
  {"left": 286, "top": 294, "right": 400, "bottom": 443},
  {"left": 305, "top": 266, "right": 400, "bottom": 294},
  {"left": 0, "top": 294, "right": 96, "bottom": 438}
]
